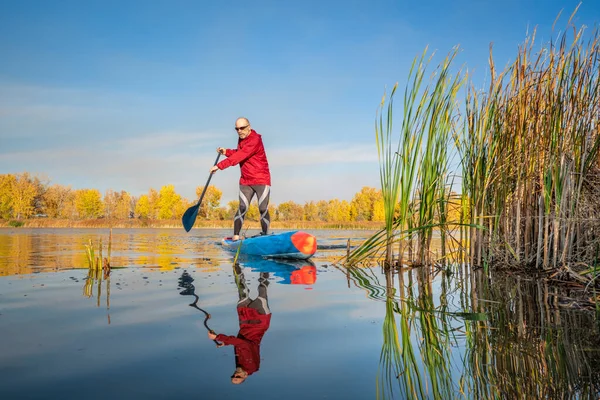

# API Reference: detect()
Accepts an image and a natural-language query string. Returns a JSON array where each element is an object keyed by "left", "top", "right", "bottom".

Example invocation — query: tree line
[{"left": 0, "top": 172, "right": 399, "bottom": 223}]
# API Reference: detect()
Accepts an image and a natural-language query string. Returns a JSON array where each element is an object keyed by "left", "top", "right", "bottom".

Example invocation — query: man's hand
[
  {"left": 210, "top": 166, "right": 219, "bottom": 174},
  {"left": 208, "top": 331, "right": 217, "bottom": 340},
  {"left": 217, "top": 147, "right": 226, "bottom": 155}
]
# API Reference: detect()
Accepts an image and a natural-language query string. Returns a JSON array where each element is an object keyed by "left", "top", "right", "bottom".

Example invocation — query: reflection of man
[{"left": 207, "top": 265, "right": 271, "bottom": 384}]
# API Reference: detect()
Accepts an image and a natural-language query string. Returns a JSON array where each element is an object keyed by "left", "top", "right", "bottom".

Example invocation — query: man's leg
[
  {"left": 252, "top": 185, "right": 271, "bottom": 235},
  {"left": 247, "top": 272, "right": 271, "bottom": 315},
  {"left": 234, "top": 185, "right": 256, "bottom": 238},
  {"left": 235, "top": 264, "right": 251, "bottom": 307}
]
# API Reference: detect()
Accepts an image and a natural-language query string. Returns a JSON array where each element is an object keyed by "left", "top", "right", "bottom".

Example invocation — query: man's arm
[
  {"left": 209, "top": 331, "right": 246, "bottom": 346},
  {"left": 217, "top": 137, "right": 260, "bottom": 170}
]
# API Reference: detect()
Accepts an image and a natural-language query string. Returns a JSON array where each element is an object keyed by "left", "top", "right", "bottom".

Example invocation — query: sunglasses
[{"left": 235, "top": 125, "right": 249, "bottom": 131}]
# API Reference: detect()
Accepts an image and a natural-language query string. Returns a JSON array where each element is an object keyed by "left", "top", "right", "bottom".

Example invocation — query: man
[
  {"left": 210, "top": 117, "right": 271, "bottom": 241},
  {"left": 207, "top": 265, "right": 272, "bottom": 385}
]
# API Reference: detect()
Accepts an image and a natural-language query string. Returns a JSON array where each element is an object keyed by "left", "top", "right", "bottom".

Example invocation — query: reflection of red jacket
[
  {"left": 216, "top": 130, "right": 271, "bottom": 186},
  {"left": 215, "top": 306, "right": 272, "bottom": 375}
]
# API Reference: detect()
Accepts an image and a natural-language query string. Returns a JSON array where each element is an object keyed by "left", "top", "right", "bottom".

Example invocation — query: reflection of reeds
[
  {"left": 346, "top": 259, "right": 600, "bottom": 399},
  {"left": 461, "top": 270, "right": 600, "bottom": 399},
  {"left": 82, "top": 230, "right": 112, "bottom": 322},
  {"left": 377, "top": 269, "right": 426, "bottom": 400},
  {"left": 416, "top": 274, "right": 453, "bottom": 399}
]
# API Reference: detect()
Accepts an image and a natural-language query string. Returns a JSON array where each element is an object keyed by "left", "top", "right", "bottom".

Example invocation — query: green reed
[
  {"left": 83, "top": 230, "right": 113, "bottom": 314},
  {"left": 347, "top": 48, "right": 464, "bottom": 267}
]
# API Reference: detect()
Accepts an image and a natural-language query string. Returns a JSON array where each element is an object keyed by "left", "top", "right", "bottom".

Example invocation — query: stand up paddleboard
[{"left": 221, "top": 230, "right": 317, "bottom": 260}]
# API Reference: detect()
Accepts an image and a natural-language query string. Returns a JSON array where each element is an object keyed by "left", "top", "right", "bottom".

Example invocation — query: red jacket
[
  {"left": 217, "top": 130, "right": 271, "bottom": 186},
  {"left": 215, "top": 306, "right": 272, "bottom": 375}
]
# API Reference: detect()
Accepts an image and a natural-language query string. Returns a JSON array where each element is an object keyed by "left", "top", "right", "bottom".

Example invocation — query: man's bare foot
[{"left": 232, "top": 235, "right": 240, "bottom": 241}]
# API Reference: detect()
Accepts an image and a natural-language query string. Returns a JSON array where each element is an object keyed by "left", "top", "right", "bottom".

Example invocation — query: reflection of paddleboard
[
  {"left": 221, "top": 231, "right": 317, "bottom": 260},
  {"left": 239, "top": 258, "right": 317, "bottom": 285}
]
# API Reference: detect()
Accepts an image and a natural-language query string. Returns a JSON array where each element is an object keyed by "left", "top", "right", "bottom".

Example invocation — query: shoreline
[{"left": 0, "top": 218, "right": 383, "bottom": 230}]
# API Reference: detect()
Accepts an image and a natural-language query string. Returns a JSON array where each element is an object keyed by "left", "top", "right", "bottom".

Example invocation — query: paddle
[{"left": 182, "top": 153, "right": 221, "bottom": 232}]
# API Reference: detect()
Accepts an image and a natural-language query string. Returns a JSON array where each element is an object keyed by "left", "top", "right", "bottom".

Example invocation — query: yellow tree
[
  {"left": 268, "top": 204, "right": 278, "bottom": 221},
  {"left": 277, "top": 201, "right": 304, "bottom": 221},
  {"left": 103, "top": 189, "right": 118, "bottom": 218},
  {"left": 75, "top": 189, "right": 103, "bottom": 218},
  {"left": 303, "top": 201, "right": 319, "bottom": 221},
  {"left": 351, "top": 186, "right": 382, "bottom": 221},
  {"left": 196, "top": 185, "right": 222, "bottom": 220},
  {"left": 174, "top": 198, "right": 191, "bottom": 219},
  {"left": 61, "top": 191, "right": 78, "bottom": 219},
  {"left": 246, "top": 204, "right": 260, "bottom": 221},
  {"left": 316, "top": 200, "right": 329, "bottom": 222},
  {"left": 114, "top": 191, "right": 132, "bottom": 219},
  {"left": 327, "top": 199, "right": 352, "bottom": 222},
  {"left": 42, "top": 184, "right": 73, "bottom": 218},
  {"left": 135, "top": 195, "right": 151, "bottom": 218},
  {"left": 226, "top": 200, "right": 239, "bottom": 219},
  {"left": 11, "top": 173, "right": 38, "bottom": 219},
  {"left": 148, "top": 188, "right": 160, "bottom": 219},
  {"left": 158, "top": 185, "right": 182, "bottom": 219},
  {"left": 0, "top": 174, "right": 16, "bottom": 219},
  {"left": 372, "top": 197, "right": 385, "bottom": 222}
]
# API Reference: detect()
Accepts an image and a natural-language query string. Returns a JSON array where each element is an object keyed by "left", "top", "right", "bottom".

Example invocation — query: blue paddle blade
[
  {"left": 182, "top": 204, "right": 200, "bottom": 232},
  {"left": 182, "top": 153, "right": 220, "bottom": 233}
]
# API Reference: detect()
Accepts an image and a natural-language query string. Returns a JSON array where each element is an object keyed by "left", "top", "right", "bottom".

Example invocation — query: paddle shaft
[{"left": 195, "top": 153, "right": 221, "bottom": 206}]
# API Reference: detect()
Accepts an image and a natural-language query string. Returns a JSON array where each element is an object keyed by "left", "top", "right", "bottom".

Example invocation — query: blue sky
[{"left": 1, "top": 0, "right": 598, "bottom": 205}]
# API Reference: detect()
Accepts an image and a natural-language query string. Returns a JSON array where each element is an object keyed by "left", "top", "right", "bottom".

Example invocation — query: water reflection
[
  {"left": 177, "top": 258, "right": 318, "bottom": 385},
  {"left": 178, "top": 271, "right": 221, "bottom": 346},
  {"left": 178, "top": 263, "right": 276, "bottom": 384},
  {"left": 238, "top": 257, "right": 317, "bottom": 285},
  {"left": 0, "top": 228, "right": 225, "bottom": 275},
  {"left": 346, "top": 264, "right": 600, "bottom": 399},
  {"left": 82, "top": 259, "right": 112, "bottom": 324}
]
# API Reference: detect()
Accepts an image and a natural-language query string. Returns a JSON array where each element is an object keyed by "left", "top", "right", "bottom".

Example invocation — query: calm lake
[{"left": 1, "top": 228, "right": 599, "bottom": 399}]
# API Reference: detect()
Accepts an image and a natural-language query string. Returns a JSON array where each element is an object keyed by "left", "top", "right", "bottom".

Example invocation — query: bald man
[{"left": 210, "top": 118, "right": 271, "bottom": 240}]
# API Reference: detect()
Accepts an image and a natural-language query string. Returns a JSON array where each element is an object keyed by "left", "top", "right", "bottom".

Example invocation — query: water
[{"left": 1, "top": 228, "right": 599, "bottom": 399}]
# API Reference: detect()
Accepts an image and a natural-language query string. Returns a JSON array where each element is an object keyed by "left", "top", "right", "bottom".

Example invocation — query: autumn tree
[
  {"left": 135, "top": 195, "right": 151, "bottom": 218},
  {"left": 104, "top": 190, "right": 118, "bottom": 218},
  {"left": 42, "top": 184, "right": 73, "bottom": 218},
  {"left": 372, "top": 197, "right": 385, "bottom": 222},
  {"left": 316, "top": 200, "right": 329, "bottom": 221},
  {"left": 225, "top": 200, "right": 239, "bottom": 219},
  {"left": 351, "top": 187, "right": 382, "bottom": 221},
  {"left": 268, "top": 204, "right": 278, "bottom": 221},
  {"left": 135, "top": 188, "right": 161, "bottom": 219},
  {"left": 115, "top": 191, "right": 133, "bottom": 219},
  {"left": 327, "top": 199, "right": 352, "bottom": 222},
  {"left": 158, "top": 185, "right": 183, "bottom": 219},
  {"left": 303, "top": 201, "right": 319, "bottom": 221},
  {"left": 277, "top": 201, "right": 304, "bottom": 221},
  {"left": 148, "top": 188, "right": 160, "bottom": 219},
  {"left": 196, "top": 185, "right": 222, "bottom": 220},
  {"left": 104, "top": 190, "right": 133, "bottom": 219},
  {"left": 176, "top": 198, "right": 191, "bottom": 219},
  {"left": 11, "top": 173, "right": 38, "bottom": 219},
  {"left": 75, "top": 189, "right": 103, "bottom": 218},
  {"left": 0, "top": 174, "right": 15, "bottom": 219}
]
